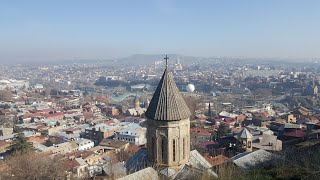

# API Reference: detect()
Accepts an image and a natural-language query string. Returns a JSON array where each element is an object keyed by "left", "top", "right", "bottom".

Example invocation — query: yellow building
[{"left": 287, "top": 114, "right": 297, "bottom": 123}]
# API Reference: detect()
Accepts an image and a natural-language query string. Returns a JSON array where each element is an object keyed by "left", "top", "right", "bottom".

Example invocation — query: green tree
[
  {"left": 213, "top": 123, "right": 229, "bottom": 140},
  {"left": 83, "top": 90, "right": 89, "bottom": 97},
  {"left": 7, "top": 132, "right": 33, "bottom": 153}
]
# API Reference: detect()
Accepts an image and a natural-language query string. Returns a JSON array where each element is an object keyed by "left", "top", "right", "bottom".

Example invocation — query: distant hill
[
  {"left": 3, "top": 53, "right": 316, "bottom": 66},
  {"left": 117, "top": 54, "right": 179, "bottom": 65}
]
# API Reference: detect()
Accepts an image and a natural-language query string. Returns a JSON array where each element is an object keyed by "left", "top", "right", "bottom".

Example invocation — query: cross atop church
[{"left": 164, "top": 55, "right": 169, "bottom": 67}]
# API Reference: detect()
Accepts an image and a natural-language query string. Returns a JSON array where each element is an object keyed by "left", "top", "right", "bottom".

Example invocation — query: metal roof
[
  {"left": 237, "top": 128, "right": 253, "bottom": 139},
  {"left": 118, "top": 167, "right": 158, "bottom": 180},
  {"left": 125, "top": 148, "right": 149, "bottom": 174},
  {"left": 227, "top": 149, "right": 278, "bottom": 169},
  {"left": 145, "top": 68, "right": 191, "bottom": 121},
  {"left": 188, "top": 150, "right": 213, "bottom": 169}
]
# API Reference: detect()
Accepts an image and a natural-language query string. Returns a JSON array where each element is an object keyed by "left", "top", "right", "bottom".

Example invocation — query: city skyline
[{"left": 1, "top": 0, "right": 320, "bottom": 62}]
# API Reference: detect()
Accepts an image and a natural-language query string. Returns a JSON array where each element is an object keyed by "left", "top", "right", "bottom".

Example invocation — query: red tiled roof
[
  {"left": 196, "top": 115, "right": 208, "bottom": 120},
  {"left": 23, "top": 113, "right": 44, "bottom": 118},
  {"left": 83, "top": 112, "right": 94, "bottom": 119},
  {"left": 204, "top": 154, "right": 229, "bottom": 166},
  {"left": 284, "top": 129, "right": 306, "bottom": 138},
  {"left": 105, "top": 119, "right": 116, "bottom": 125},
  {"left": 199, "top": 141, "right": 218, "bottom": 146},
  {"left": 44, "top": 113, "right": 64, "bottom": 118},
  {"left": 190, "top": 128, "right": 211, "bottom": 135},
  {"left": 100, "top": 139, "right": 128, "bottom": 148},
  {"left": 0, "top": 140, "right": 9, "bottom": 147},
  {"left": 194, "top": 141, "right": 219, "bottom": 149},
  {"left": 214, "top": 118, "right": 237, "bottom": 124},
  {"left": 62, "top": 159, "right": 80, "bottom": 171},
  {"left": 27, "top": 136, "right": 47, "bottom": 143},
  {"left": 36, "top": 108, "right": 55, "bottom": 113},
  {"left": 63, "top": 111, "right": 76, "bottom": 114},
  {"left": 127, "top": 144, "right": 141, "bottom": 153},
  {"left": 64, "top": 150, "right": 94, "bottom": 159}
]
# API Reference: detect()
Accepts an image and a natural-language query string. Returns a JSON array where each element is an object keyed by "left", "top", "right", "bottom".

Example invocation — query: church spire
[
  {"left": 164, "top": 54, "right": 169, "bottom": 68},
  {"left": 145, "top": 55, "right": 191, "bottom": 121},
  {"left": 208, "top": 103, "right": 212, "bottom": 120},
  {"left": 146, "top": 55, "right": 191, "bottom": 169}
]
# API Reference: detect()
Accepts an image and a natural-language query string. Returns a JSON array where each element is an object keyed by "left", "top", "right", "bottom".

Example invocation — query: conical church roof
[
  {"left": 145, "top": 68, "right": 191, "bottom": 121},
  {"left": 237, "top": 128, "right": 253, "bottom": 139}
]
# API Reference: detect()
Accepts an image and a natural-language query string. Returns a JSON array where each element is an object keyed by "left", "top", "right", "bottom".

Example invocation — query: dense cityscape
[
  {"left": 1, "top": 0, "right": 320, "bottom": 179},
  {"left": 1, "top": 55, "right": 320, "bottom": 179}
]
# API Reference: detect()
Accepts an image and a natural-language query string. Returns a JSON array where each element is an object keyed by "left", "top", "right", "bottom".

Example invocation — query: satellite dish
[{"left": 186, "top": 84, "right": 195, "bottom": 93}]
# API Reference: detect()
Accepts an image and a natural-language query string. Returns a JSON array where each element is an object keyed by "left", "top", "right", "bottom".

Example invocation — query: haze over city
[
  {"left": 2, "top": 1, "right": 320, "bottom": 180},
  {"left": 1, "top": 0, "right": 320, "bottom": 63}
]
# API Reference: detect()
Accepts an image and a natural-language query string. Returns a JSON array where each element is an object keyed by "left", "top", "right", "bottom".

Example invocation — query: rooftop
[
  {"left": 145, "top": 67, "right": 191, "bottom": 121},
  {"left": 237, "top": 128, "right": 253, "bottom": 139}
]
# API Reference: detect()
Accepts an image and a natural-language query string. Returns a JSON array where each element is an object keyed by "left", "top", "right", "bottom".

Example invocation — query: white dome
[{"left": 186, "top": 84, "right": 195, "bottom": 93}]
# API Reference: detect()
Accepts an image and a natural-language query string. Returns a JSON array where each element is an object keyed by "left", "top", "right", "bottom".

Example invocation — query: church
[{"left": 119, "top": 56, "right": 217, "bottom": 179}]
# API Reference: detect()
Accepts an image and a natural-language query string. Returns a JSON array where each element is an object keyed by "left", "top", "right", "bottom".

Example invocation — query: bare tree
[
  {"left": 0, "top": 151, "right": 66, "bottom": 180},
  {"left": 0, "top": 89, "right": 13, "bottom": 101}
]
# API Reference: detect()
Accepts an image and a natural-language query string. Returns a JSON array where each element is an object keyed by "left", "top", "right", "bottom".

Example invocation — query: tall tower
[
  {"left": 145, "top": 98, "right": 150, "bottom": 108},
  {"left": 208, "top": 103, "right": 212, "bottom": 120},
  {"left": 145, "top": 55, "right": 191, "bottom": 169},
  {"left": 174, "top": 58, "right": 183, "bottom": 71},
  {"left": 237, "top": 128, "right": 253, "bottom": 152},
  {"left": 134, "top": 96, "right": 140, "bottom": 109}
]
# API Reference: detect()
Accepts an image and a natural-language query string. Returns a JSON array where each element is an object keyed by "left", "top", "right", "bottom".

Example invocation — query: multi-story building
[
  {"left": 75, "top": 138, "right": 94, "bottom": 150},
  {"left": 65, "top": 98, "right": 81, "bottom": 109},
  {"left": 0, "top": 127, "right": 13, "bottom": 136},
  {"left": 115, "top": 123, "right": 146, "bottom": 145},
  {"left": 190, "top": 128, "right": 212, "bottom": 146},
  {"left": 83, "top": 123, "right": 126, "bottom": 145},
  {"left": 49, "top": 141, "right": 78, "bottom": 154}
]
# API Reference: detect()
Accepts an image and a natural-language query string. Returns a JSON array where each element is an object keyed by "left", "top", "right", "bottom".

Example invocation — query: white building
[
  {"left": 115, "top": 124, "right": 146, "bottom": 145},
  {"left": 34, "top": 84, "right": 44, "bottom": 89},
  {"left": 65, "top": 98, "right": 81, "bottom": 108},
  {"left": 75, "top": 138, "right": 94, "bottom": 151},
  {"left": 0, "top": 79, "right": 29, "bottom": 90}
]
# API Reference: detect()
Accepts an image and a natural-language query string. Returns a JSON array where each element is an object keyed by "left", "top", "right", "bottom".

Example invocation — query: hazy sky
[{"left": 1, "top": 0, "right": 320, "bottom": 62}]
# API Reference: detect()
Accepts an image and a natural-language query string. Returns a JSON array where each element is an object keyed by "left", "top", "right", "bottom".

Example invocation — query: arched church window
[
  {"left": 173, "top": 139, "right": 176, "bottom": 162},
  {"left": 183, "top": 137, "right": 186, "bottom": 159},
  {"left": 151, "top": 137, "right": 154, "bottom": 157},
  {"left": 161, "top": 138, "right": 165, "bottom": 163}
]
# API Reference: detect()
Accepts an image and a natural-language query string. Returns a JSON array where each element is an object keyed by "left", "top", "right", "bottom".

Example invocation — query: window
[
  {"left": 161, "top": 139, "right": 165, "bottom": 163},
  {"left": 151, "top": 137, "right": 154, "bottom": 157},
  {"left": 248, "top": 141, "right": 251, "bottom": 148},
  {"left": 183, "top": 138, "right": 186, "bottom": 159},
  {"left": 173, "top": 139, "right": 176, "bottom": 162}
]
